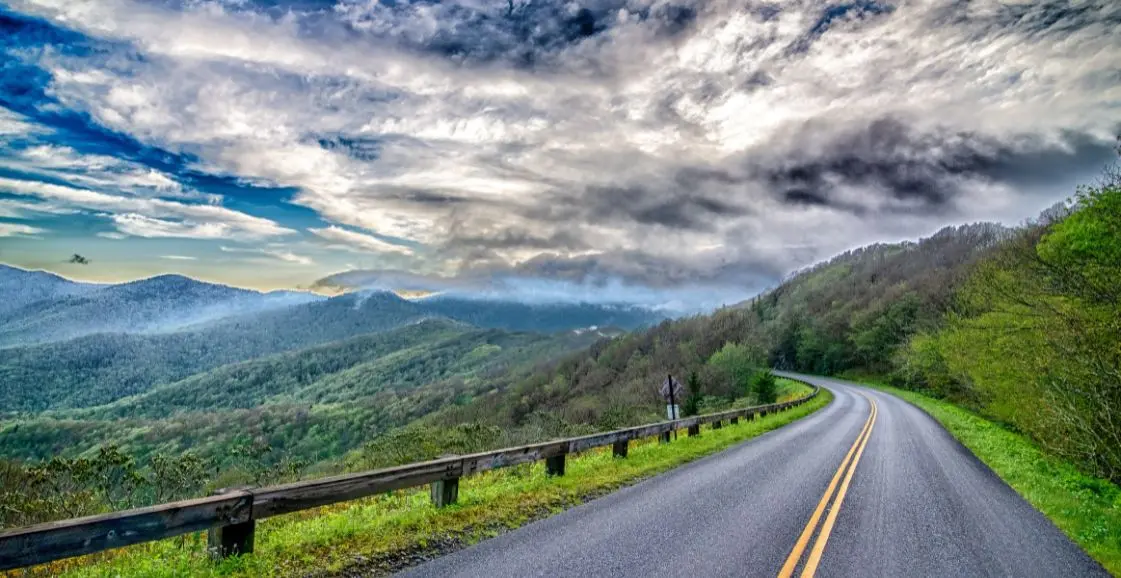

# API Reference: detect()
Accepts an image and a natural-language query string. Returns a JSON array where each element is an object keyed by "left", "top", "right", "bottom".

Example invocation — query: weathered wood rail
[{"left": 0, "top": 380, "right": 819, "bottom": 571}]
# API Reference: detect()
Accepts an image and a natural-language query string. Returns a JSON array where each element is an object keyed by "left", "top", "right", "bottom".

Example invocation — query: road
[{"left": 397, "top": 373, "right": 1109, "bottom": 578}]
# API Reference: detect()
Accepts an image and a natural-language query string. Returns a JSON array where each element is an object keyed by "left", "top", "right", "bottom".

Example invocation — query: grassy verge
[
  {"left": 11, "top": 386, "right": 829, "bottom": 578},
  {"left": 867, "top": 382, "right": 1121, "bottom": 576}
]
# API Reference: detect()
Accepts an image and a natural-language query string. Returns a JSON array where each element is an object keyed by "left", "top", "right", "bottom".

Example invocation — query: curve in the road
[{"left": 396, "top": 375, "right": 1109, "bottom": 578}]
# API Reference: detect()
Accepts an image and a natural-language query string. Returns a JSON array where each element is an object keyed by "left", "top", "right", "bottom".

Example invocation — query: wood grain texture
[{"left": 0, "top": 492, "right": 251, "bottom": 571}]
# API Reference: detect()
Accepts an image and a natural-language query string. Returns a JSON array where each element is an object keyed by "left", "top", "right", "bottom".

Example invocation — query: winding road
[{"left": 398, "top": 373, "right": 1109, "bottom": 578}]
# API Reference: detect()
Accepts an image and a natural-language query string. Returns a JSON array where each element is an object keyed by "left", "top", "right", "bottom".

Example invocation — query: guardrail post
[
  {"left": 712, "top": 420, "right": 722, "bottom": 430},
  {"left": 660, "top": 431, "right": 671, "bottom": 443},
  {"left": 612, "top": 440, "right": 628, "bottom": 458},
  {"left": 430, "top": 478, "right": 459, "bottom": 507},
  {"left": 430, "top": 454, "right": 461, "bottom": 507},
  {"left": 545, "top": 454, "right": 566, "bottom": 476},
  {"left": 687, "top": 424, "right": 700, "bottom": 437},
  {"left": 208, "top": 488, "right": 255, "bottom": 560},
  {"left": 730, "top": 416, "right": 739, "bottom": 425}
]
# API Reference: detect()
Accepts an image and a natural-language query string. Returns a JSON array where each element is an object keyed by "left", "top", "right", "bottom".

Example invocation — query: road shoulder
[{"left": 866, "top": 382, "right": 1121, "bottom": 576}]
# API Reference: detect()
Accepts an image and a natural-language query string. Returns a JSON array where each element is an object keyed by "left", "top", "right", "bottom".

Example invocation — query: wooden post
[
  {"left": 612, "top": 440, "right": 628, "bottom": 458},
  {"left": 712, "top": 420, "right": 722, "bottom": 430},
  {"left": 208, "top": 520, "right": 255, "bottom": 559},
  {"left": 687, "top": 424, "right": 700, "bottom": 437},
  {"left": 545, "top": 454, "right": 566, "bottom": 476},
  {"left": 730, "top": 416, "right": 739, "bottom": 425},
  {"left": 207, "top": 488, "right": 255, "bottom": 560},
  {"left": 660, "top": 431, "right": 671, "bottom": 443},
  {"left": 430, "top": 478, "right": 459, "bottom": 507}
]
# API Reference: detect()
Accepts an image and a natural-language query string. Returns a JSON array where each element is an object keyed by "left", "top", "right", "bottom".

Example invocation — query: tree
[
  {"left": 706, "top": 342, "right": 757, "bottom": 399},
  {"left": 753, "top": 371, "right": 778, "bottom": 404},
  {"left": 681, "top": 371, "right": 703, "bottom": 417}
]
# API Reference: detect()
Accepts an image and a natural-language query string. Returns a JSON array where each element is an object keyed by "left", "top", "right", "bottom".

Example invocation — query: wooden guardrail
[{"left": 0, "top": 380, "right": 819, "bottom": 571}]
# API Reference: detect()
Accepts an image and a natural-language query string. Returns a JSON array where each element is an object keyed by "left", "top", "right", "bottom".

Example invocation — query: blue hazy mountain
[{"left": 0, "top": 268, "right": 323, "bottom": 347}]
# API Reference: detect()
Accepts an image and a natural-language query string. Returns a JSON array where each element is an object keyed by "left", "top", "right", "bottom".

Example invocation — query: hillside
[
  {"left": 0, "top": 319, "right": 604, "bottom": 467},
  {"left": 0, "top": 291, "right": 429, "bottom": 412},
  {"left": 427, "top": 222, "right": 1010, "bottom": 433},
  {"left": 0, "top": 286, "right": 660, "bottom": 413}
]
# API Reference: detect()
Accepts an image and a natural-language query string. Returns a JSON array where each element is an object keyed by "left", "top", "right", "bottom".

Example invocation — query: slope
[{"left": 0, "top": 320, "right": 605, "bottom": 466}]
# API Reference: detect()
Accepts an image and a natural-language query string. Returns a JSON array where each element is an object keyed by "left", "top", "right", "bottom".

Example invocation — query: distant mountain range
[
  {"left": 0, "top": 265, "right": 662, "bottom": 412},
  {"left": 0, "top": 266, "right": 323, "bottom": 347}
]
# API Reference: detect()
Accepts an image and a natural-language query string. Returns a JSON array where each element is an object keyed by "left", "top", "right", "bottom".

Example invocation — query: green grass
[
  {"left": 868, "top": 382, "right": 1121, "bottom": 576},
  {"left": 12, "top": 386, "right": 829, "bottom": 578}
]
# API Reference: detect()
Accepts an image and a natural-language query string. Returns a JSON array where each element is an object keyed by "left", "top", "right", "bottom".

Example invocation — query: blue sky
[{"left": 0, "top": 0, "right": 1118, "bottom": 301}]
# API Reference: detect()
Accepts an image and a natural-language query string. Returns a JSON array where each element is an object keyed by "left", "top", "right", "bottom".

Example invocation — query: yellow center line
[
  {"left": 800, "top": 396, "right": 878, "bottom": 577},
  {"left": 777, "top": 393, "right": 878, "bottom": 578}
]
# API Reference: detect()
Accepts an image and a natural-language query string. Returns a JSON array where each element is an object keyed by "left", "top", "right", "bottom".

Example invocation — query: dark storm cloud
[
  {"left": 759, "top": 119, "right": 1118, "bottom": 215},
  {"left": 568, "top": 186, "right": 749, "bottom": 231},
  {"left": 929, "top": 0, "right": 1121, "bottom": 36}
]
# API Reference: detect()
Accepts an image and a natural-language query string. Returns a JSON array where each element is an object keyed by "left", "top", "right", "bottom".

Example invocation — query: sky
[{"left": 0, "top": 0, "right": 1118, "bottom": 304}]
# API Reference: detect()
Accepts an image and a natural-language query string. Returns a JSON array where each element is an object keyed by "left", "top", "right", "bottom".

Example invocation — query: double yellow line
[{"left": 778, "top": 394, "right": 878, "bottom": 578}]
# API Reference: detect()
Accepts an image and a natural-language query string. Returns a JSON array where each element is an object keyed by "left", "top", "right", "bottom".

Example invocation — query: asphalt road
[{"left": 398, "top": 374, "right": 1109, "bottom": 578}]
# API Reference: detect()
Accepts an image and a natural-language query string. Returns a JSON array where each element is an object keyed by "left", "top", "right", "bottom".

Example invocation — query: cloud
[
  {"left": 308, "top": 225, "right": 415, "bottom": 256},
  {"left": 2, "top": 0, "right": 1119, "bottom": 299},
  {"left": 0, "top": 223, "right": 45, "bottom": 237},
  {"left": 0, "top": 198, "right": 77, "bottom": 219},
  {"left": 96, "top": 231, "right": 127, "bottom": 240},
  {"left": 161, "top": 254, "right": 197, "bottom": 261},
  {"left": 220, "top": 245, "right": 314, "bottom": 266},
  {"left": 0, "top": 177, "right": 295, "bottom": 241},
  {"left": 3, "top": 144, "right": 220, "bottom": 203}
]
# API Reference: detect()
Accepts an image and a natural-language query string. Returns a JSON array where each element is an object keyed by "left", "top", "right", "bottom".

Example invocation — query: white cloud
[
  {"left": 0, "top": 177, "right": 294, "bottom": 241},
  {"left": 96, "top": 231, "right": 127, "bottom": 240},
  {"left": 1, "top": 144, "right": 221, "bottom": 203},
  {"left": 0, "top": 223, "right": 46, "bottom": 237},
  {"left": 219, "top": 245, "right": 314, "bottom": 265},
  {"left": 0, "top": 199, "right": 77, "bottom": 219},
  {"left": 308, "top": 225, "right": 415, "bottom": 256},
  {"left": 161, "top": 254, "right": 197, "bottom": 260}
]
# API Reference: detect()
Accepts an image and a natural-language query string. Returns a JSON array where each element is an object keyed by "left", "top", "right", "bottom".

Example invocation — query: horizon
[{"left": 2, "top": 215, "right": 1021, "bottom": 309}]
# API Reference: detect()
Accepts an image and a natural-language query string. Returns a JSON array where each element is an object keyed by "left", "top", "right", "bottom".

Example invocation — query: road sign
[
  {"left": 660, "top": 376, "right": 685, "bottom": 403},
  {"left": 665, "top": 404, "right": 681, "bottom": 420}
]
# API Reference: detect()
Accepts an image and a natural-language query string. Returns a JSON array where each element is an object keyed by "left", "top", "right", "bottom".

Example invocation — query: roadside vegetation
[
  {"left": 866, "top": 383, "right": 1121, "bottom": 576},
  {"left": 7, "top": 383, "right": 825, "bottom": 578}
]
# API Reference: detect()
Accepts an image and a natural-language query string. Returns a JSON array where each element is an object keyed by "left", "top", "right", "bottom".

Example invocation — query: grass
[
  {"left": 866, "top": 381, "right": 1121, "bottom": 576},
  {"left": 9, "top": 383, "right": 828, "bottom": 578}
]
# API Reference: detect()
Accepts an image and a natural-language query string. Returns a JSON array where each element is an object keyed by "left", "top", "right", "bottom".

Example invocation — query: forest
[{"left": 3, "top": 153, "right": 1118, "bottom": 532}]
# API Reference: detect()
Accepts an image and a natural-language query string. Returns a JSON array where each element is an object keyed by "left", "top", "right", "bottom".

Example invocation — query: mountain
[
  {"left": 0, "top": 273, "right": 323, "bottom": 347},
  {"left": 0, "top": 291, "right": 430, "bottom": 412},
  {"left": 0, "top": 319, "right": 606, "bottom": 465},
  {"left": 0, "top": 264, "right": 101, "bottom": 315},
  {"left": 0, "top": 289, "right": 661, "bottom": 412}
]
